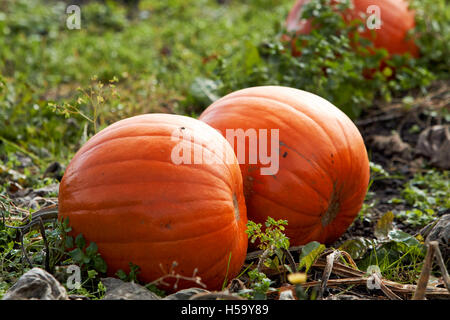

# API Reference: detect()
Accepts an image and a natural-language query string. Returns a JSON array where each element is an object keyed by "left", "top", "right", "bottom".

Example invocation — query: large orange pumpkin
[
  {"left": 199, "top": 86, "right": 370, "bottom": 246},
  {"left": 58, "top": 114, "right": 248, "bottom": 291},
  {"left": 285, "top": 0, "right": 419, "bottom": 57}
]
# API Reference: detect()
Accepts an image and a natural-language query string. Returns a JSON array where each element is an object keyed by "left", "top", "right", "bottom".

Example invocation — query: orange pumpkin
[
  {"left": 200, "top": 86, "right": 370, "bottom": 246},
  {"left": 285, "top": 0, "right": 419, "bottom": 57},
  {"left": 58, "top": 114, "right": 248, "bottom": 291}
]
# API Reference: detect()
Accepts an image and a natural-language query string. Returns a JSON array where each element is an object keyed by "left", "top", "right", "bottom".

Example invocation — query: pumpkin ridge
[
  {"left": 252, "top": 191, "right": 320, "bottom": 218},
  {"left": 208, "top": 94, "right": 339, "bottom": 186},
  {"left": 69, "top": 214, "right": 239, "bottom": 244},
  {"left": 271, "top": 164, "right": 330, "bottom": 205},
  {"left": 279, "top": 141, "right": 334, "bottom": 199},
  {"left": 70, "top": 157, "right": 236, "bottom": 194},
  {"left": 78, "top": 116, "right": 225, "bottom": 153},
  {"left": 321, "top": 183, "right": 341, "bottom": 227},
  {"left": 62, "top": 197, "right": 237, "bottom": 213},
  {"left": 219, "top": 94, "right": 343, "bottom": 181},
  {"left": 232, "top": 193, "right": 240, "bottom": 221},
  {"left": 87, "top": 121, "right": 230, "bottom": 156},
  {"left": 219, "top": 89, "right": 346, "bottom": 119},
  {"left": 64, "top": 175, "right": 232, "bottom": 197},
  {"left": 335, "top": 119, "right": 353, "bottom": 196},
  {"left": 78, "top": 134, "right": 237, "bottom": 176}
]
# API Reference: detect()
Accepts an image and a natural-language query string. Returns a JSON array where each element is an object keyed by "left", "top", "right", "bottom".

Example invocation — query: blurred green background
[{"left": 0, "top": 0, "right": 448, "bottom": 164}]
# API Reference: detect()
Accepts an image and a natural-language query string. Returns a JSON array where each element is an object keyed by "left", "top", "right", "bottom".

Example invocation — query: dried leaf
[{"left": 374, "top": 211, "right": 395, "bottom": 240}]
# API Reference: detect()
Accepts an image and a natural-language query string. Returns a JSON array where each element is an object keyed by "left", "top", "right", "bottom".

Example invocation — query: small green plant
[
  {"left": 145, "top": 283, "right": 166, "bottom": 298},
  {"left": 48, "top": 76, "right": 120, "bottom": 136},
  {"left": 243, "top": 217, "right": 290, "bottom": 299},
  {"left": 60, "top": 218, "right": 107, "bottom": 274},
  {"left": 67, "top": 270, "right": 106, "bottom": 300},
  {"left": 358, "top": 232, "right": 426, "bottom": 284},
  {"left": 116, "top": 262, "right": 141, "bottom": 282},
  {"left": 400, "top": 171, "right": 449, "bottom": 210},
  {"left": 396, "top": 208, "right": 436, "bottom": 228},
  {"left": 342, "top": 211, "right": 427, "bottom": 284},
  {"left": 246, "top": 217, "right": 290, "bottom": 270},
  {"left": 369, "top": 162, "right": 391, "bottom": 181},
  {"left": 248, "top": 268, "right": 272, "bottom": 300},
  {"left": 390, "top": 170, "right": 448, "bottom": 228}
]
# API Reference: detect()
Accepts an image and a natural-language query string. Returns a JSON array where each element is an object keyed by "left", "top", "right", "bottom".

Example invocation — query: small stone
[
  {"left": 279, "top": 289, "right": 295, "bottom": 300},
  {"left": 100, "top": 277, "right": 126, "bottom": 293},
  {"left": 416, "top": 125, "right": 450, "bottom": 169},
  {"left": 44, "top": 162, "right": 65, "bottom": 180},
  {"left": 33, "top": 184, "right": 59, "bottom": 197},
  {"left": 102, "top": 281, "right": 161, "bottom": 300},
  {"left": 2, "top": 268, "right": 68, "bottom": 300},
  {"left": 163, "top": 288, "right": 210, "bottom": 300},
  {"left": 421, "top": 214, "right": 450, "bottom": 262},
  {"left": 226, "top": 279, "right": 246, "bottom": 293},
  {"left": 426, "top": 214, "right": 450, "bottom": 244}
]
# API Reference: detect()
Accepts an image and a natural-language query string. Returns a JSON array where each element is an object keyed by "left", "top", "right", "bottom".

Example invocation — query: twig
[
  {"left": 373, "top": 273, "right": 402, "bottom": 300},
  {"left": 246, "top": 245, "right": 304, "bottom": 262},
  {"left": 429, "top": 241, "right": 450, "bottom": 294},
  {"left": 299, "top": 277, "right": 367, "bottom": 288},
  {"left": 313, "top": 259, "right": 362, "bottom": 278},
  {"left": 14, "top": 205, "right": 59, "bottom": 239},
  {"left": 355, "top": 112, "right": 404, "bottom": 127},
  {"left": 19, "top": 231, "right": 33, "bottom": 268},
  {"left": 337, "top": 250, "right": 359, "bottom": 270},
  {"left": 257, "top": 245, "right": 275, "bottom": 272},
  {"left": 148, "top": 262, "right": 207, "bottom": 290},
  {"left": 1, "top": 204, "right": 59, "bottom": 272},
  {"left": 413, "top": 242, "right": 436, "bottom": 300},
  {"left": 279, "top": 247, "right": 297, "bottom": 284},
  {"left": 313, "top": 258, "right": 449, "bottom": 299},
  {"left": 282, "top": 247, "right": 297, "bottom": 273},
  {"left": 189, "top": 292, "right": 246, "bottom": 300},
  {"left": 318, "top": 250, "right": 340, "bottom": 299},
  {"left": 38, "top": 217, "right": 50, "bottom": 273}
]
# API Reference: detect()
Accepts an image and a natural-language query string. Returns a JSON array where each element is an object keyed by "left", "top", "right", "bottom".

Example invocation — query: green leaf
[
  {"left": 388, "top": 230, "right": 421, "bottom": 247},
  {"left": 87, "top": 269, "right": 98, "bottom": 279},
  {"left": 298, "top": 241, "right": 325, "bottom": 272},
  {"left": 253, "top": 292, "right": 267, "bottom": 300},
  {"left": 85, "top": 242, "right": 98, "bottom": 257},
  {"left": 115, "top": 269, "right": 127, "bottom": 281},
  {"left": 189, "top": 77, "right": 220, "bottom": 106},
  {"left": 65, "top": 236, "right": 74, "bottom": 249},
  {"left": 75, "top": 233, "right": 86, "bottom": 249},
  {"left": 243, "top": 41, "right": 261, "bottom": 73},
  {"left": 82, "top": 255, "right": 91, "bottom": 264},
  {"left": 63, "top": 217, "right": 72, "bottom": 233},
  {"left": 69, "top": 248, "right": 85, "bottom": 263},
  {"left": 339, "top": 237, "right": 373, "bottom": 260},
  {"left": 93, "top": 255, "right": 108, "bottom": 273}
]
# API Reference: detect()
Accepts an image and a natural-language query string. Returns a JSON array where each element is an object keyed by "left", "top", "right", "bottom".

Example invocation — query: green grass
[
  {"left": 393, "top": 170, "right": 449, "bottom": 228},
  {"left": 0, "top": 0, "right": 292, "bottom": 165}
]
